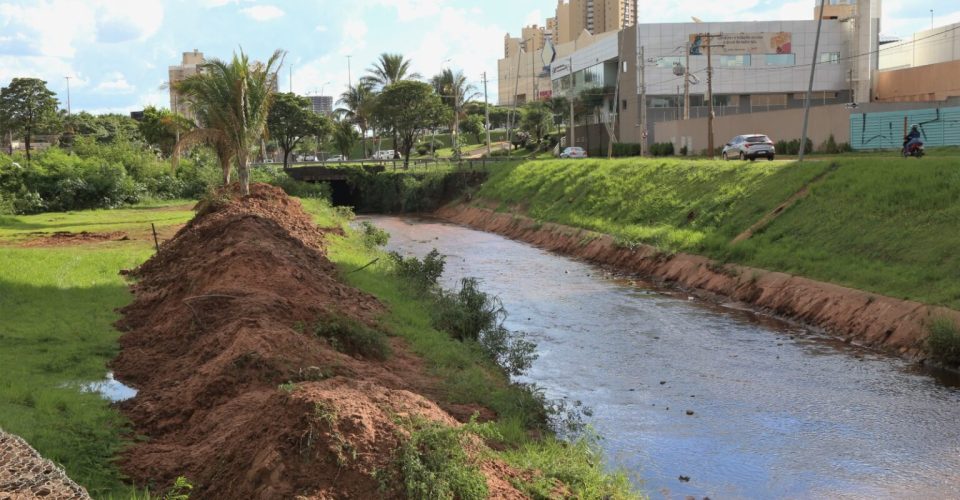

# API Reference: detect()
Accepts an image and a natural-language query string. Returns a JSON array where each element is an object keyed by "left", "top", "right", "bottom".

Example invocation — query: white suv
[
  {"left": 721, "top": 134, "right": 775, "bottom": 161},
  {"left": 372, "top": 150, "right": 396, "bottom": 160}
]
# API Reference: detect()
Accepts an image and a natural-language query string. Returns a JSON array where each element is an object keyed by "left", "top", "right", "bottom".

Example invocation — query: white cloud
[
  {"left": 94, "top": 72, "right": 135, "bottom": 94},
  {"left": 364, "top": 0, "right": 445, "bottom": 22},
  {"left": 524, "top": 9, "right": 543, "bottom": 27},
  {"left": 240, "top": 5, "right": 285, "bottom": 22},
  {"left": 338, "top": 17, "right": 368, "bottom": 56},
  {"left": 315, "top": 24, "right": 328, "bottom": 32},
  {"left": 94, "top": 0, "right": 164, "bottom": 43}
]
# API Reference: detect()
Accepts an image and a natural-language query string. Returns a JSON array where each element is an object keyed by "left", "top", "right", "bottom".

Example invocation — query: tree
[
  {"left": 336, "top": 83, "right": 376, "bottom": 158},
  {"left": 173, "top": 49, "right": 284, "bottom": 194},
  {"left": 0, "top": 78, "right": 59, "bottom": 161},
  {"left": 520, "top": 102, "right": 551, "bottom": 145},
  {"left": 267, "top": 92, "right": 328, "bottom": 168},
  {"left": 373, "top": 81, "right": 445, "bottom": 168},
  {"left": 332, "top": 118, "right": 359, "bottom": 158},
  {"left": 460, "top": 114, "right": 484, "bottom": 144},
  {"left": 363, "top": 53, "right": 419, "bottom": 89},
  {"left": 139, "top": 106, "right": 193, "bottom": 157},
  {"left": 430, "top": 68, "right": 478, "bottom": 157}
]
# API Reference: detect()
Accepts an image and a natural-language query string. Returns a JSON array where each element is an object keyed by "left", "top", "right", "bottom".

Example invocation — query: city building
[
  {"left": 306, "top": 95, "right": 333, "bottom": 115},
  {"left": 168, "top": 49, "right": 205, "bottom": 119},
  {"left": 499, "top": 0, "right": 638, "bottom": 105},
  {"left": 547, "top": 0, "right": 887, "bottom": 153},
  {"left": 873, "top": 21, "right": 960, "bottom": 102}
]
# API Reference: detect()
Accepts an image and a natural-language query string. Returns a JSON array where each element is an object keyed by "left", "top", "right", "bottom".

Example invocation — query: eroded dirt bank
[
  {"left": 437, "top": 203, "right": 960, "bottom": 361},
  {"left": 112, "top": 185, "right": 523, "bottom": 498}
]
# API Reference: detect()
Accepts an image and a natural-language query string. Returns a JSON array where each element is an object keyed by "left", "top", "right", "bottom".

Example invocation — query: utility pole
[
  {"left": 508, "top": 39, "right": 527, "bottom": 147},
  {"left": 641, "top": 46, "right": 648, "bottom": 156},
  {"left": 568, "top": 56, "right": 575, "bottom": 150},
  {"left": 483, "top": 72, "right": 491, "bottom": 156},
  {"left": 347, "top": 56, "right": 352, "bottom": 88},
  {"left": 453, "top": 73, "right": 459, "bottom": 158},
  {"left": 696, "top": 33, "right": 723, "bottom": 158},
  {"left": 64, "top": 76, "right": 71, "bottom": 115},
  {"left": 799, "top": 0, "right": 827, "bottom": 162},
  {"left": 683, "top": 42, "right": 690, "bottom": 120},
  {"left": 289, "top": 64, "right": 293, "bottom": 93}
]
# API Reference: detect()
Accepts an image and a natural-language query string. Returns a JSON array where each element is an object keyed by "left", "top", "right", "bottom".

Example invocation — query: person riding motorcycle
[{"left": 903, "top": 124, "right": 922, "bottom": 154}]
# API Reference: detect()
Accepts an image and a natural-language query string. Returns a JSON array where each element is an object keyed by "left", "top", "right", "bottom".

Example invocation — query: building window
[
  {"left": 622, "top": 99, "right": 628, "bottom": 110},
  {"left": 764, "top": 54, "right": 796, "bottom": 66},
  {"left": 718, "top": 55, "right": 751, "bottom": 67},
  {"left": 819, "top": 52, "right": 840, "bottom": 64}
]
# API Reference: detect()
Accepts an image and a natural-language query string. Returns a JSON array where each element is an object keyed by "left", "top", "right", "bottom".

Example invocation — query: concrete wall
[
  {"left": 879, "top": 22, "right": 960, "bottom": 71},
  {"left": 873, "top": 60, "right": 960, "bottom": 102},
  {"left": 654, "top": 104, "right": 851, "bottom": 154}
]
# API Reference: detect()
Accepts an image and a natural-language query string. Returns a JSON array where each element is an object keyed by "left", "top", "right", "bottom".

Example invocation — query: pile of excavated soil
[
  {"left": 438, "top": 203, "right": 960, "bottom": 361},
  {"left": 113, "top": 184, "right": 522, "bottom": 498}
]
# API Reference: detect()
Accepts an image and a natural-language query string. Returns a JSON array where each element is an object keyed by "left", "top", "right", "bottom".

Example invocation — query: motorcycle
[{"left": 902, "top": 140, "right": 925, "bottom": 158}]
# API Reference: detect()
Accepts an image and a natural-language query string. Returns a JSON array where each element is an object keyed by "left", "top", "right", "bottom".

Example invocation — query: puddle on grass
[{"left": 80, "top": 372, "right": 137, "bottom": 402}]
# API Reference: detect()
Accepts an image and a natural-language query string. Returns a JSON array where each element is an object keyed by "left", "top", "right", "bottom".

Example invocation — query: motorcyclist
[{"left": 903, "top": 124, "right": 922, "bottom": 154}]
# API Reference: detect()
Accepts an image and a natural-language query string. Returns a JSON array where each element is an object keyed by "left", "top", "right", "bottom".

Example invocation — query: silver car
[{"left": 722, "top": 134, "right": 775, "bottom": 161}]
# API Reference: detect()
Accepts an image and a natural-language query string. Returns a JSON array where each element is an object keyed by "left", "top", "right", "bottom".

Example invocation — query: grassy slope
[
  {"left": 0, "top": 203, "right": 193, "bottom": 496},
  {"left": 300, "top": 199, "right": 637, "bottom": 498},
  {"left": 478, "top": 156, "right": 960, "bottom": 309}
]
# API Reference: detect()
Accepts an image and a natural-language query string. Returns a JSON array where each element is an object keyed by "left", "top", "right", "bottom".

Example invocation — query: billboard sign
[{"left": 689, "top": 32, "right": 792, "bottom": 55}]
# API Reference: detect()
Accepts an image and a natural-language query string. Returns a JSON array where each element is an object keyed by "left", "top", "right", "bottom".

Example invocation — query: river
[{"left": 368, "top": 215, "right": 960, "bottom": 499}]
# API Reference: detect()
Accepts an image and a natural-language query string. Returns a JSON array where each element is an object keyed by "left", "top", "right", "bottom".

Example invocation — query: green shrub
[
  {"left": 927, "top": 317, "right": 960, "bottom": 364},
  {"left": 650, "top": 142, "right": 674, "bottom": 157},
  {"left": 360, "top": 221, "right": 390, "bottom": 248},
  {"left": 313, "top": 315, "right": 390, "bottom": 360},
  {"left": 611, "top": 143, "right": 641, "bottom": 157},
  {"left": 390, "top": 248, "right": 445, "bottom": 293},
  {"left": 397, "top": 420, "right": 488, "bottom": 500}
]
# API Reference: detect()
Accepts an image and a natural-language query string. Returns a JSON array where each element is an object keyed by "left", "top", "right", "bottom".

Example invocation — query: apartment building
[
  {"left": 168, "top": 50, "right": 204, "bottom": 119},
  {"left": 307, "top": 95, "right": 333, "bottom": 115}
]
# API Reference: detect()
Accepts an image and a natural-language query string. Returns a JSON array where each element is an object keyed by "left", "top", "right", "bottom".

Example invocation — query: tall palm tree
[
  {"left": 335, "top": 82, "right": 376, "bottom": 158},
  {"left": 172, "top": 48, "right": 284, "bottom": 195},
  {"left": 362, "top": 53, "right": 420, "bottom": 89},
  {"left": 430, "top": 69, "right": 478, "bottom": 156}
]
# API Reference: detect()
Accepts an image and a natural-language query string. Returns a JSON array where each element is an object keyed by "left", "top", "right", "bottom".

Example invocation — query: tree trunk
[
  {"left": 221, "top": 157, "right": 233, "bottom": 185},
  {"left": 24, "top": 130, "right": 31, "bottom": 162},
  {"left": 282, "top": 145, "right": 290, "bottom": 168},
  {"left": 237, "top": 155, "right": 250, "bottom": 195}
]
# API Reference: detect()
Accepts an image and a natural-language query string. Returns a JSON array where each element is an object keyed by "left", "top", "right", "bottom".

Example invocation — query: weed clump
[
  {"left": 359, "top": 221, "right": 390, "bottom": 248},
  {"left": 397, "top": 420, "right": 488, "bottom": 500},
  {"left": 314, "top": 315, "right": 391, "bottom": 360},
  {"left": 390, "top": 249, "right": 446, "bottom": 293},
  {"left": 927, "top": 317, "right": 960, "bottom": 364}
]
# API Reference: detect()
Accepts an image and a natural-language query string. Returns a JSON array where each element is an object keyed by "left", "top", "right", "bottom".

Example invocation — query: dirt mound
[
  {"left": 20, "top": 231, "right": 128, "bottom": 247},
  {"left": 113, "top": 184, "right": 521, "bottom": 498}
]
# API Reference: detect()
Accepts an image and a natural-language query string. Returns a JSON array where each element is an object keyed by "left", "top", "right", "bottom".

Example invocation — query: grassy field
[
  {"left": 0, "top": 202, "right": 193, "bottom": 497},
  {"left": 478, "top": 154, "right": 960, "bottom": 309}
]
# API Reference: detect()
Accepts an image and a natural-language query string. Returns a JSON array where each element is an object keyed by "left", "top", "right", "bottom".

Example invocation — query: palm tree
[
  {"left": 335, "top": 82, "right": 376, "bottom": 158},
  {"left": 362, "top": 53, "right": 420, "bottom": 89},
  {"left": 172, "top": 48, "right": 284, "bottom": 195},
  {"left": 430, "top": 69, "right": 478, "bottom": 156}
]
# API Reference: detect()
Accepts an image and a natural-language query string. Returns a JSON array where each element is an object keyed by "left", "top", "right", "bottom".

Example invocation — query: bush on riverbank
[
  {"left": 478, "top": 156, "right": 960, "bottom": 310},
  {"left": 928, "top": 317, "right": 960, "bottom": 365}
]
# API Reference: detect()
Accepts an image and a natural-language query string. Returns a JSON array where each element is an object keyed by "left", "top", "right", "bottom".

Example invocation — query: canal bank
[
  {"left": 437, "top": 202, "right": 960, "bottom": 362},
  {"left": 374, "top": 215, "right": 960, "bottom": 498}
]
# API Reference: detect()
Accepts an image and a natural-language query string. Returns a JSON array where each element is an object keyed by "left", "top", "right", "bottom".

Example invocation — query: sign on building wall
[{"left": 689, "top": 32, "right": 792, "bottom": 55}]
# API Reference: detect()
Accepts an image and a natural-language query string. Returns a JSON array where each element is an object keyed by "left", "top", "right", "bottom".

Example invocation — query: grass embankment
[
  {"left": 477, "top": 156, "right": 960, "bottom": 310},
  {"left": 300, "top": 199, "right": 637, "bottom": 498},
  {"left": 0, "top": 202, "right": 194, "bottom": 496}
]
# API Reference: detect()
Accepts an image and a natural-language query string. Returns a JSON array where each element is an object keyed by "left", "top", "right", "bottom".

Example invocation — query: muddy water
[{"left": 369, "top": 216, "right": 960, "bottom": 499}]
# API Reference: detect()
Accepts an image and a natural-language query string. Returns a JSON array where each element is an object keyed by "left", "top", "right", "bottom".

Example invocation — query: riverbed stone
[{"left": 0, "top": 429, "right": 90, "bottom": 499}]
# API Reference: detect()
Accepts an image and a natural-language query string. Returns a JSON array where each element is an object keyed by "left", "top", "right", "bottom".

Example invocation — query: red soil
[
  {"left": 19, "top": 231, "right": 128, "bottom": 247},
  {"left": 437, "top": 203, "right": 960, "bottom": 362},
  {"left": 112, "top": 184, "right": 522, "bottom": 498}
]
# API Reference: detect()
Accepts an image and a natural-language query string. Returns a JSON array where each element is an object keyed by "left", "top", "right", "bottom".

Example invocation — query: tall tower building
[
  {"left": 814, "top": 0, "right": 880, "bottom": 103},
  {"left": 554, "top": 0, "right": 637, "bottom": 42},
  {"left": 168, "top": 50, "right": 204, "bottom": 119}
]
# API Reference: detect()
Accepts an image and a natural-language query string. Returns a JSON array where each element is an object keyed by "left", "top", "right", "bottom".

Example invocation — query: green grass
[
  {"left": 0, "top": 201, "right": 193, "bottom": 496},
  {"left": 305, "top": 200, "right": 638, "bottom": 498},
  {"left": 0, "top": 201, "right": 194, "bottom": 241},
  {"left": 478, "top": 155, "right": 960, "bottom": 309}
]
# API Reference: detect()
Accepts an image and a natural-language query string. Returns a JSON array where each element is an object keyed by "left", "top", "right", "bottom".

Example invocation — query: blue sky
[{"left": 0, "top": 0, "right": 956, "bottom": 114}]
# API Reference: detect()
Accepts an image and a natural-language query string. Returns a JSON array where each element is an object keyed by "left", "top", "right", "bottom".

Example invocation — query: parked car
[
  {"left": 328, "top": 154, "right": 347, "bottom": 162},
  {"left": 722, "top": 134, "right": 775, "bottom": 161},
  {"left": 302, "top": 155, "right": 318, "bottom": 162},
  {"left": 560, "top": 146, "right": 587, "bottom": 159},
  {"left": 372, "top": 150, "right": 396, "bottom": 160}
]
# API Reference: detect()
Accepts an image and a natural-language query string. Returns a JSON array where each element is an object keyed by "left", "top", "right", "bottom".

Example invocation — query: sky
[{"left": 0, "top": 0, "right": 957, "bottom": 115}]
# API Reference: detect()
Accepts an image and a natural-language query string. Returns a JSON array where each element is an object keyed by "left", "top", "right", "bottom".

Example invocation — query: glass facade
[
  {"left": 764, "top": 54, "right": 796, "bottom": 66},
  {"left": 819, "top": 52, "right": 840, "bottom": 64},
  {"left": 552, "top": 61, "right": 618, "bottom": 97}
]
